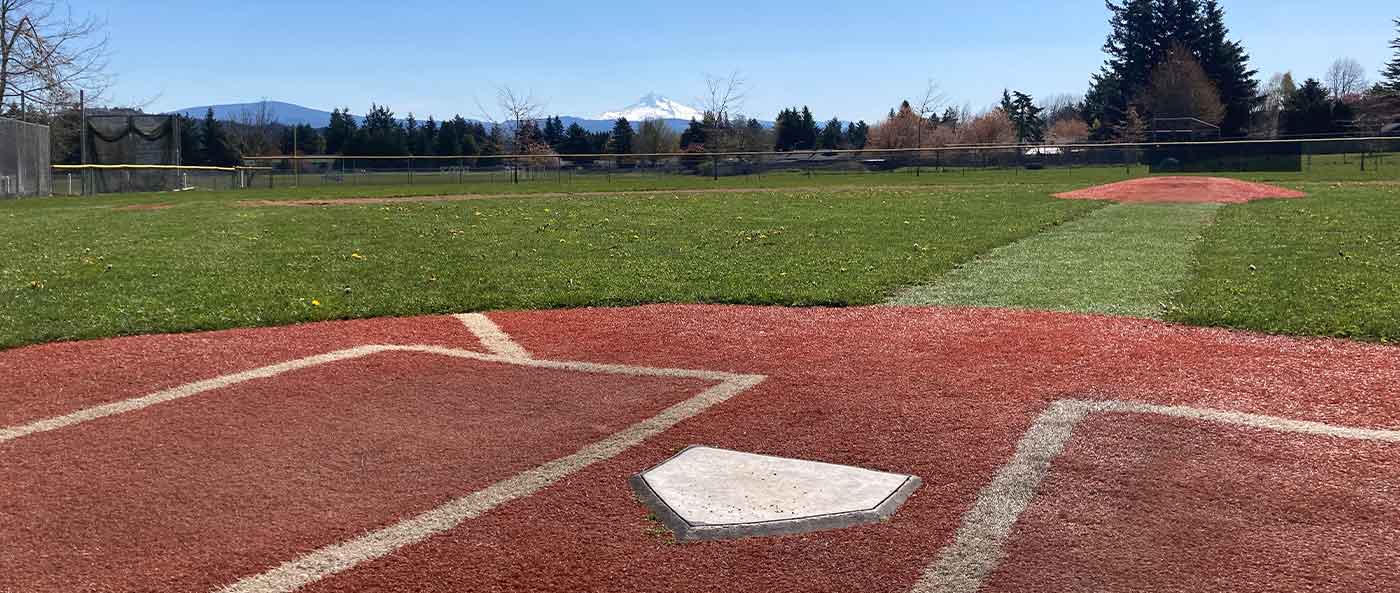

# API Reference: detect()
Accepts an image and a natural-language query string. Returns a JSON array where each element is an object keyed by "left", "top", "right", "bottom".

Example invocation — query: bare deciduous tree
[
  {"left": 697, "top": 71, "right": 746, "bottom": 154},
  {"left": 0, "top": 0, "right": 109, "bottom": 108},
  {"left": 1324, "top": 57, "right": 1368, "bottom": 99},
  {"left": 474, "top": 86, "right": 546, "bottom": 182},
  {"left": 1141, "top": 44, "right": 1225, "bottom": 125},
  {"left": 235, "top": 99, "right": 277, "bottom": 157},
  {"left": 700, "top": 71, "right": 746, "bottom": 122}
]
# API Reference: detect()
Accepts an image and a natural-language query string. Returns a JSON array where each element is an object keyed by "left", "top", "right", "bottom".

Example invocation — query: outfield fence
[{"left": 45, "top": 136, "right": 1400, "bottom": 195}]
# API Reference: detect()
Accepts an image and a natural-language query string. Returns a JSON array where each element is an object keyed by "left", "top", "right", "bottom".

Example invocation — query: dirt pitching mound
[{"left": 1055, "top": 176, "right": 1306, "bottom": 204}]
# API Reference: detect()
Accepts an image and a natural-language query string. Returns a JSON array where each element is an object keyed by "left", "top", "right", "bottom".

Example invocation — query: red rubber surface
[
  {"left": 1054, "top": 176, "right": 1307, "bottom": 203},
  {"left": 0, "top": 315, "right": 481, "bottom": 426},
  {"left": 985, "top": 413, "right": 1400, "bottom": 593},
  {"left": 3, "top": 305, "right": 1399, "bottom": 593}
]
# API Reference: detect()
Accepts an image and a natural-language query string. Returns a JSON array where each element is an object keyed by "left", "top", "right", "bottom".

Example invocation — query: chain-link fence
[
  {"left": 0, "top": 117, "right": 51, "bottom": 197},
  {"left": 50, "top": 165, "right": 253, "bottom": 196},
  {"left": 35, "top": 136, "right": 1400, "bottom": 196}
]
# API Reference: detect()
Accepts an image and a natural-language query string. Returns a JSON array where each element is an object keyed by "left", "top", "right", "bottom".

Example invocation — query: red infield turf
[
  {"left": 2, "top": 305, "right": 1398, "bottom": 593},
  {"left": 1054, "top": 176, "right": 1307, "bottom": 203}
]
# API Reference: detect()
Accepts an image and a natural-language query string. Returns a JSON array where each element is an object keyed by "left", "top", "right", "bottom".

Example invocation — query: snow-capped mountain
[{"left": 598, "top": 93, "right": 703, "bottom": 122}]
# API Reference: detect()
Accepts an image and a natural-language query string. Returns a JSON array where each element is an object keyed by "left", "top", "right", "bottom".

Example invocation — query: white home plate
[{"left": 630, "top": 445, "right": 921, "bottom": 541}]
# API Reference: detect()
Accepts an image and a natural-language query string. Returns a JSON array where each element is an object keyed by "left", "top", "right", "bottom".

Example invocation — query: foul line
[
  {"left": 0, "top": 329, "right": 766, "bottom": 593},
  {"left": 912, "top": 398, "right": 1400, "bottom": 593},
  {"left": 455, "top": 313, "right": 532, "bottom": 359}
]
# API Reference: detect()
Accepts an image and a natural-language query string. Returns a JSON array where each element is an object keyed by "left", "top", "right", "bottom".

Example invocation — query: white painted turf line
[
  {"left": 0, "top": 320, "right": 767, "bottom": 593},
  {"left": 455, "top": 312, "right": 531, "bottom": 359},
  {"left": 216, "top": 373, "right": 765, "bottom": 593},
  {"left": 912, "top": 399, "right": 1400, "bottom": 593},
  {"left": 0, "top": 346, "right": 391, "bottom": 444}
]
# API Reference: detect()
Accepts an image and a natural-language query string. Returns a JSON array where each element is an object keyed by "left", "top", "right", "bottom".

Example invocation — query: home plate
[{"left": 630, "top": 445, "right": 922, "bottom": 541}]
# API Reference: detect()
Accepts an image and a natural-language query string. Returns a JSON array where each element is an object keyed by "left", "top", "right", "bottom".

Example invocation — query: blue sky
[{"left": 78, "top": 0, "right": 1396, "bottom": 123}]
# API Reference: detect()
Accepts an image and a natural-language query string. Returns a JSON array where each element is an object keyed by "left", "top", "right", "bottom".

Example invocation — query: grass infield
[
  {"left": 1169, "top": 182, "right": 1400, "bottom": 342},
  {"left": 890, "top": 202, "right": 1222, "bottom": 319}
]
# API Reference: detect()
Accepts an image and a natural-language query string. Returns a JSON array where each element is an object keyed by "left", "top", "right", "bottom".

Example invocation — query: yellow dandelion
[{"left": 311, "top": 299, "right": 321, "bottom": 307}]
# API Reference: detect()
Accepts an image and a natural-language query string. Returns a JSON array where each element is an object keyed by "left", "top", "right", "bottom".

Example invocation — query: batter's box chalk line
[
  {"left": 912, "top": 398, "right": 1400, "bottom": 593},
  {"left": 1, "top": 314, "right": 766, "bottom": 593}
]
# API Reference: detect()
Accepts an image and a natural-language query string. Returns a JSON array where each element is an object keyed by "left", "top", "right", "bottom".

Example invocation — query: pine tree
[
  {"left": 1084, "top": 0, "right": 1257, "bottom": 136},
  {"left": 434, "top": 117, "right": 461, "bottom": 156},
  {"left": 608, "top": 118, "right": 634, "bottom": 154},
  {"left": 846, "top": 121, "right": 870, "bottom": 149},
  {"left": 799, "top": 107, "right": 818, "bottom": 150},
  {"left": 819, "top": 116, "right": 845, "bottom": 149},
  {"left": 201, "top": 108, "right": 238, "bottom": 166},
  {"left": 1280, "top": 79, "right": 1345, "bottom": 136},
  {"left": 420, "top": 117, "right": 438, "bottom": 156},
  {"left": 325, "top": 108, "right": 357, "bottom": 154},
  {"left": 542, "top": 116, "right": 565, "bottom": 148},
  {"left": 1009, "top": 91, "right": 1046, "bottom": 143},
  {"left": 999, "top": 89, "right": 1016, "bottom": 115},
  {"left": 559, "top": 123, "right": 595, "bottom": 155},
  {"left": 1383, "top": 18, "right": 1400, "bottom": 93},
  {"left": 680, "top": 118, "right": 706, "bottom": 148},
  {"left": 1196, "top": 0, "right": 1259, "bottom": 135},
  {"left": 176, "top": 115, "right": 202, "bottom": 166}
]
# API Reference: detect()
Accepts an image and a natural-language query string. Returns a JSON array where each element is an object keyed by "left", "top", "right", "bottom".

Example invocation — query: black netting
[
  {"left": 85, "top": 115, "right": 178, "bottom": 193},
  {"left": 0, "top": 117, "right": 52, "bottom": 197}
]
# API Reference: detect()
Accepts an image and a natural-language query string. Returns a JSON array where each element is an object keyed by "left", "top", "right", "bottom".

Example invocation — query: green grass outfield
[
  {"left": 3, "top": 168, "right": 1398, "bottom": 349},
  {"left": 0, "top": 185, "right": 1099, "bottom": 348}
]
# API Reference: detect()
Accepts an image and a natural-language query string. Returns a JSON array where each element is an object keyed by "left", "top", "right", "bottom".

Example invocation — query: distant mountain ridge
[
  {"left": 168, "top": 96, "right": 768, "bottom": 133},
  {"left": 168, "top": 101, "right": 362, "bottom": 127}
]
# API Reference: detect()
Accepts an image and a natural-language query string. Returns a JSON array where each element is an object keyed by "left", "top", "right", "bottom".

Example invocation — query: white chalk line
[
  {"left": 912, "top": 399, "right": 1400, "bottom": 593},
  {"left": 1, "top": 345, "right": 754, "bottom": 446},
  {"left": 216, "top": 372, "right": 765, "bottom": 593},
  {"left": 1, "top": 329, "right": 766, "bottom": 593},
  {"left": 455, "top": 313, "right": 531, "bottom": 359}
]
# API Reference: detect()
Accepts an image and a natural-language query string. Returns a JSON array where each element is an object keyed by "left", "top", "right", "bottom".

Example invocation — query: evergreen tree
[
  {"left": 1383, "top": 18, "right": 1400, "bottom": 93},
  {"left": 559, "top": 123, "right": 595, "bottom": 154},
  {"left": 1196, "top": 0, "right": 1259, "bottom": 135},
  {"left": 176, "top": 115, "right": 202, "bottom": 166},
  {"left": 404, "top": 114, "right": 420, "bottom": 154},
  {"left": 1084, "top": 0, "right": 1258, "bottom": 136},
  {"left": 846, "top": 121, "right": 870, "bottom": 149},
  {"left": 420, "top": 117, "right": 438, "bottom": 156},
  {"left": 542, "top": 116, "right": 565, "bottom": 148},
  {"left": 941, "top": 107, "right": 960, "bottom": 128},
  {"left": 325, "top": 108, "right": 357, "bottom": 154},
  {"left": 999, "top": 89, "right": 1016, "bottom": 115},
  {"left": 799, "top": 107, "right": 818, "bottom": 149},
  {"left": 608, "top": 118, "right": 634, "bottom": 154},
  {"left": 350, "top": 104, "right": 407, "bottom": 156},
  {"left": 819, "top": 116, "right": 845, "bottom": 149},
  {"left": 201, "top": 107, "right": 238, "bottom": 166},
  {"left": 1009, "top": 91, "right": 1046, "bottom": 143},
  {"left": 434, "top": 117, "right": 461, "bottom": 156},
  {"left": 680, "top": 118, "right": 706, "bottom": 148},
  {"left": 1280, "top": 78, "right": 1349, "bottom": 136}
]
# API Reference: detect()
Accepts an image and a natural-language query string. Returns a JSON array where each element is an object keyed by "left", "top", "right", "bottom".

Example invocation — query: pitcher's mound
[{"left": 1055, "top": 176, "right": 1306, "bottom": 204}]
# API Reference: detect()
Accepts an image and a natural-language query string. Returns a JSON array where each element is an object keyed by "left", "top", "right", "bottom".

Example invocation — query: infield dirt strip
[{"left": 3, "top": 305, "right": 1399, "bottom": 593}]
